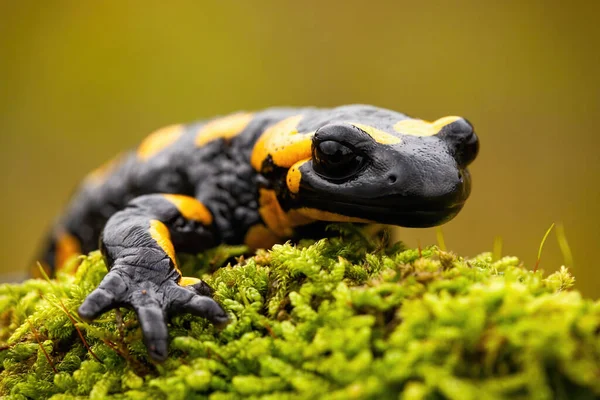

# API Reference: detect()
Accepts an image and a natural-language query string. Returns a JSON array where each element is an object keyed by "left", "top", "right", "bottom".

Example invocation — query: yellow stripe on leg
[
  {"left": 179, "top": 276, "right": 202, "bottom": 286},
  {"left": 161, "top": 194, "right": 213, "bottom": 225},
  {"left": 149, "top": 219, "right": 180, "bottom": 273}
]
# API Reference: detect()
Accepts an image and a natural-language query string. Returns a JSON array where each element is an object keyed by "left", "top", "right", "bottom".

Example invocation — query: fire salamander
[{"left": 38, "top": 105, "right": 479, "bottom": 361}]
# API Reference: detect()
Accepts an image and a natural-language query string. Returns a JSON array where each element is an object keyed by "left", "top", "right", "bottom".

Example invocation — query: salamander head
[{"left": 252, "top": 105, "right": 479, "bottom": 228}]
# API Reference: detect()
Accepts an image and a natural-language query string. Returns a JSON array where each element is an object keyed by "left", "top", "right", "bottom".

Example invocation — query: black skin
[
  {"left": 295, "top": 120, "right": 475, "bottom": 226},
  {"left": 39, "top": 104, "right": 479, "bottom": 361}
]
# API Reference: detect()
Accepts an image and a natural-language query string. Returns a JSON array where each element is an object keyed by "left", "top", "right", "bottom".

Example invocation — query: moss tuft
[{"left": 1, "top": 225, "right": 599, "bottom": 399}]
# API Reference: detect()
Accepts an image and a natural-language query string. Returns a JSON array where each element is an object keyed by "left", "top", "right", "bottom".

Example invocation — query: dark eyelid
[
  {"left": 312, "top": 137, "right": 369, "bottom": 157},
  {"left": 313, "top": 129, "right": 357, "bottom": 146}
]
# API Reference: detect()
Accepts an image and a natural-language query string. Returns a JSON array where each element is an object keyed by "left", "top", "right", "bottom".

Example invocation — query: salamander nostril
[{"left": 388, "top": 175, "right": 397, "bottom": 184}]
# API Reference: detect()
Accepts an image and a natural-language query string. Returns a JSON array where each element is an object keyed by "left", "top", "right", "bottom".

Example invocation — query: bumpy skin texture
[{"left": 39, "top": 104, "right": 479, "bottom": 361}]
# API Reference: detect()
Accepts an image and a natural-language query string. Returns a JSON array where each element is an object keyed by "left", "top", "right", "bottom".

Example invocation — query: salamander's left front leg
[{"left": 78, "top": 194, "right": 228, "bottom": 361}]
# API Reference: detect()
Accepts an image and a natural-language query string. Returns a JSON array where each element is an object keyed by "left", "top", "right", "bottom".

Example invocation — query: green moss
[{"left": 1, "top": 225, "right": 599, "bottom": 399}]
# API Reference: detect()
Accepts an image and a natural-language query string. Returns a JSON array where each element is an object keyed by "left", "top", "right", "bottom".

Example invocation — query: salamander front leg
[{"left": 78, "top": 194, "right": 228, "bottom": 361}]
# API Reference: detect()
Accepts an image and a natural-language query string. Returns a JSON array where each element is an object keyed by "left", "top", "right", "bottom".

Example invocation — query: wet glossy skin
[
  {"left": 38, "top": 104, "right": 479, "bottom": 361},
  {"left": 292, "top": 121, "right": 475, "bottom": 227}
]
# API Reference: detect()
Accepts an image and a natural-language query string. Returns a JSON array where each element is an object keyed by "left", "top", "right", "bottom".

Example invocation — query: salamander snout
[{"left": 436, "top": 118, "right": 479, "bottom": 168}]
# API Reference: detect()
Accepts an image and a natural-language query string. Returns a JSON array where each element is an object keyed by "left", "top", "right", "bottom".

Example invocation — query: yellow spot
[
  {"left": 286, "top": 159, "right": 309, "bottom": 194},
  {"left": 393, "top": 116, "right": 461, "bottom": 137},
  {"left": 258, "top": 189, "right": 314, "bottom": 237},
  {"left": 149, "top": 219, "right": 179, "bottom": 273},
  {"left": 251, "top": 115, "right": 314, "bottom": 170},
  {"left": 351, "top": 123, "right": 403, "bottom": 145},
  {"left": 179, "top": 276, "right": 201, "bottom": 286},
  {"left": 195, "top": 112, "right": 254, "bottom": 147},
  {"left": 55, "top": 232, "right": 82, "bottom": 270},
  {"left": 244, "top": 224, "right": 282, "bottom": 250},
  {"left": 84, "top": 154, "right": 123, "bottom": 186},
  {"left": 295, "top": 208, "right": 375, "bottom": 224},
  {"left": 137, "top": 124, "right": 184, "bottom": 161},
  {"left": 162, "top": 194, "right": 213, "bottom": 225}
]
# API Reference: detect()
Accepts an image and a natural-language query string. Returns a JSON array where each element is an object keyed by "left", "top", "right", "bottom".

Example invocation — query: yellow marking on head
[
  {"left": 55, "top": 232, "right": 82, "bottom": 270},
  {"left": 84, "top": 154, "right": 123, "bottom": 186},
  {"left": 179, "top": 276, "right": 201, "bottom": 286},
  {"left": 149, "top": 219, "right": 180, "bottom": 273},
  {"left": 258, "top": 189, "right": 314, "bottom": 237},
  {"left": 393, "top": 116, "right": 461, "bottom": 137},
  {"left": 161, "top": 194, "right": 213, "bottom": 225},
  {"left": 286, "top": 159, "right": 309, "bottom": 194},
  {"left": 137, "top": 124, "right": 184, "bottom": 161},
  {"left": 351, "top": 123, "right": 403, "bottom": 145},
  {"left": 295, "top": 208, "right": 375, "bottom": 224},
  {"left": 244, "top": 223, "right": 282, "bottom": 250},
  {"left": 431, "top": 116, "right": 462, "bottom": 132},
  {"left": 251, "top": 115, "right": 314, "bottom": 171},
  {"left": 195, "top": 112, "right": 254, "bottom": 147}
]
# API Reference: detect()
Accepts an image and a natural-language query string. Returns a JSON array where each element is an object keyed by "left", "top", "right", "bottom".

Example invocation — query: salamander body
[{"left": 39, "top": 105, "right": 479, "bottom": 361}]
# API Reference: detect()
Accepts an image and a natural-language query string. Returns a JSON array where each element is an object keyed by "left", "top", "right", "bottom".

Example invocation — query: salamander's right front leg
[{"left": 78, "top": 194, "right": 228, "bottom": 361}]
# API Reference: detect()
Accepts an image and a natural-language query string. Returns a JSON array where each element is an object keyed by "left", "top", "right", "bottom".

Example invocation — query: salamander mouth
[
  {"left": 298, "top": 198, "right": 466, "bottom": 228},
  {"left": 293, "top": 164, "right": 472, "bottom": 227}
]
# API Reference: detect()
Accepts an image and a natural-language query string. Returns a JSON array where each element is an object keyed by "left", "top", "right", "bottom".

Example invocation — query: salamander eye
[{"left": 312, "top": 140, "right": 365, "bottom": 180}]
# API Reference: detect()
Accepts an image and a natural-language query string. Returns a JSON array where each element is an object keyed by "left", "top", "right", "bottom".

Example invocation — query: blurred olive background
[{"left": 1, "top": 1, "right": 598, "bottom": 295}]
